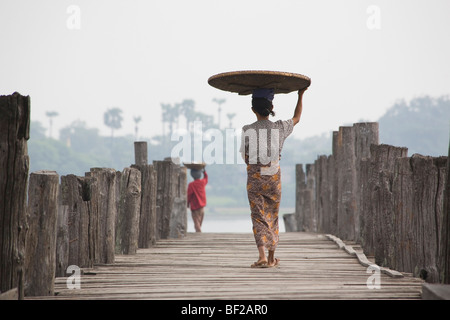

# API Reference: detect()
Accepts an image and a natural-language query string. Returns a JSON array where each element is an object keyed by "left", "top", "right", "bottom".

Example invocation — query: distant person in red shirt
[{"left": 187, "top": 168, "right": 208, "bottom": 232}]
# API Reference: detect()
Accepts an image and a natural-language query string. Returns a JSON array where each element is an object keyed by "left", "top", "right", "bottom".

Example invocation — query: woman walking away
[
  {"left": 187, "top": 168, "right": 208, "bottom": 232},
  {"left": 240, "top": 87, "right": 307, "bottom": 268}
]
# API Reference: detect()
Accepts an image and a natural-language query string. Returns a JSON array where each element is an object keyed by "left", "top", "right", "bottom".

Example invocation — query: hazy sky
[{"left": 1, "top": 0, "right": 449, "bottom": 141}]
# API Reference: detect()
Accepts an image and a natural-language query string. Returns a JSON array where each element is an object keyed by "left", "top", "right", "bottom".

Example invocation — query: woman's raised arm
[{"left": 292, "top": 87, "right": 308, "bottom": 126}]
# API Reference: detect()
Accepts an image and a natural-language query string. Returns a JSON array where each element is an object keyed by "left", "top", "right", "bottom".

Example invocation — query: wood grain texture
[
  {"left": 336, "top": 126, "right": 357, "bottom": 241},
  {"left": 26, "top": 232, "right": 423, "bottom": 300},
  {"left": 131, "top": 163, "right": 157, "bottom": 248},
  {"left": 88, "top": 168, "right": 119, "bottom": 264},
  {"left": 116, "top": 167, "right": 141, "bottom": 255},
  {"left": 25, "top": 170, "right": 59, "bottom": 296},
  {"left": 442, "top": 142, "right": 450, "bottom": 284},
  {"left": 154, "top": 160, "right": 187, "bottom": 240},
  {"left": 0, "top": 92, "right": 30, "bottom": 298},
  {"left": 61, "top": 174, "right": 93, "bottom": 269}
]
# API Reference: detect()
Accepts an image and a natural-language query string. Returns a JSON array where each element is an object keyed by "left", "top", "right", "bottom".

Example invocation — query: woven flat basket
[
  {"left": 183, "top": 162, "right": 206, "bottom": 170},
  {"left": 208, "top": 70, "right": 311, "bottom": 95}
]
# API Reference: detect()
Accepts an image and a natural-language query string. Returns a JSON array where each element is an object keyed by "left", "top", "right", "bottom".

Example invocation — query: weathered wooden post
[
  {"left": 295, "top": 164, "right": 306, "bottom": 231},
  {"left": 420, "top": 156, "right": 447, "bottom": 282},
  {"left": 0, "top": 92, "right": 30, "bottom": 299},
  {"left": 329, "top": 131, "right": 339, "bottom": 235},
  {"left": 133, "top": 163, "right": 157, "bottom": 247},
  {"left": 442, "top": 142, "right": 450, "bottom": 284},
  {"left": 305, "top": 163, "right": 317, "bottom": 232},
  {"left": 116, "top": 167, "right": 141, "bottom": 254},
  {"left": 60, "top": 174, "right": 93, "bottom": 269},
  {"left": 25, "top": 170, "right": 59, "bottom": 296},
  {"left": 359, "top": 158, "right": 371, "bottom": 250},
  {"left": 55, "top": 187, "right": 69, "bottom": 277},
  {"left": 336, "top": 126, "right": 357, "bottom": 241},
  {"left": 154, "top": 160, "right": 176, "bottom": 239},
  {"left": 282, "top": 214, "right": 298, "bottom": 232},
  {"left": 353, "top": 122, "right": 379, "bottom": 242},
  {"left": 326, "top": 154, "right": 337, "bottom": 235},
  {"left": 353, "top": 123, "right": 379, "bottom": 160},
  {"left": 295, "top": 163, "right": 316, "bottom": 232},
  {"left": 88, "top": 168, "right": 118, "bottom": 264},
  {"left": 285, "top": 163, "right": 305, "bottom": 232},
  {"left": 154, "top": 158, "right": 187, "bottom": 239},
  {"left": 391, "top": 156, "right": 416, "bottom": 274},
  {"left": 170, "top": 166, "right": 187, "bottom": 238},
  {"left": 362, "top": 144, "right": 407, "bottom": 264},
  {"left": 315, "top": 155, "right": 328, "bottom": 233},
  {"left": 131, "top": 141, "right": 158, "bottom": 248},
  {"left": 392, "top": 154, "right": 447, "bottom": 282},
  {"left": 134, "top": 141, "right": 148, "bottom": 166}
]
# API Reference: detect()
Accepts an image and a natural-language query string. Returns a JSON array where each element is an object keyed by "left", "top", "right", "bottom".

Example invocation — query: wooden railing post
[
  {"left": 329, "top": 131, "right": 339, "bottom": 236},
  {"left": 132, "top": 163, "right": 157, "bottom": 248},
  {"left": 305, "top": 163, "right": 317, "bottom": 232},
  {"left": 60, "top": 174, "right": 93, "bottom": 270},
  {"left": 170, "top": 165, "right": 187, "bottom": 238},
  {"left": 353, "top": 122, "right": 379, "bottom": 242},
  {"left": 154, "top": 159, "right": 187, "bottom": 240},
  {"left": 0, "top": 92, "right": 30, "bottom": 299},
  {"left": 315, "top": 155, "right": 328, "bottom": 233},
  {"left": 134, "top": 141, "right": 148, "bottom": 166},
  {"left": 336, "top": 126, "right": 356, "bottom": 241},
  {"left": 391, "top": 154, "right": 447, "bottom": 282},
  {"left": 116, "top": 167, "right": 141, "bottom": 254},
  {"left": 154, "top": 160, "right": 173, "bottom": 239},
  {"left": 361, "top": 144, "right": 407, "bottom": 262},
  {"left": 55, "top": 186, "right": 69, "bottom": 278},
  {"left": 132, "top": 141, "right": 158, "bottom": 248},
  {"left": 25, "top": 170, "right": 59, "bottom": 296},
  {"left": 442, "top": 141, "right": 450, "bottom": 284},
  {"left": 295, "top": 164, "right": 306, "bottom": 231},
  {"left": 88, "top": 168, "right": 118, "bottom": 264}
]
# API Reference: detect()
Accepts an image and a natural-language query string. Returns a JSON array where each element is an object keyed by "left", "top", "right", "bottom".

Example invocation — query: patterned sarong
[{"left": 246, "top": 162, "right": 281, "bottom": 251}]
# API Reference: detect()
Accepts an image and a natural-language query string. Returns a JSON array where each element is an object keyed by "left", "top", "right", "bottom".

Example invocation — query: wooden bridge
[
  {"left": 26, "top": 232, "right": 423, "bottom": 300},
  {"left": 1, "top": 93, "right": 449, "bottom": 303}
]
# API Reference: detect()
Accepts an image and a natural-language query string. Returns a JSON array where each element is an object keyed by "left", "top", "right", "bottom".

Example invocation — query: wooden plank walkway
[{"left": 27, "top": 232, "right": 424, "bottom": 300}]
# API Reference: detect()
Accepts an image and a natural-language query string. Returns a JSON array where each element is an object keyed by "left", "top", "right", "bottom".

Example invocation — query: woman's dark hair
[
  {"left": 252, "top": 98, "right": 275, "bottom": 117},
  {"left": 190, "top": 169, "right": 202, "bottom": 180}
]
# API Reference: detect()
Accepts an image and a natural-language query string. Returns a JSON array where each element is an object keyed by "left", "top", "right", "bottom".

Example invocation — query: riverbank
[{"left": 186, "top": 207, "right": 294, "bottom": 233}]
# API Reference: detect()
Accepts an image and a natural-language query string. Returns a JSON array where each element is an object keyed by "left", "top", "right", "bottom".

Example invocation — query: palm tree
[
  {"left": 212, "top": 98, "right": 226, "bottom": 129},
  {"left": 133, "top": 116, "right": 142, "bottom": 140},
  {"left": 180, "top": 99, "right": 196, "bottom": 131},
  {"left": 226, "top": 113, "right": 236, "bottom": 128},
  {"left": 173, "top": 103, "right": 181, "bottom": 131},
  {"left": 194, "top": 111, "right": 214, "bottom": 130},
  {"left": 45, "top": 111, "right": 59, "bottom": 139},
  {"left": 161, "top": 103, "right": 176, "bottom": 138},
  {"left": 104, "top": 107, "right": 123, "bottom": 140}
]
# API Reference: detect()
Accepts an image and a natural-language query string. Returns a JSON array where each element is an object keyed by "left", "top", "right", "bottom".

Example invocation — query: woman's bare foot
[
  {"left": 251, "top": 258, "right": 268, "bottom": 268},
  {"left": 267, "top": 258, "right": 280, "bottom": 267},
  {"left": 267, "top": 250, "right": 279, "bottom": 267}
]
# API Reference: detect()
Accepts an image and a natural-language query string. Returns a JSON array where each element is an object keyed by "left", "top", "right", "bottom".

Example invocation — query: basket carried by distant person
[{"left": 183, "top": 162, "right": 206, "bottom": 170}]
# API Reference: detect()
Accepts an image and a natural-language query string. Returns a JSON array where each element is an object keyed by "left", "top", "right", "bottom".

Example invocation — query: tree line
[{"left": 30, "top": 95, "right": 450, "bottom": 210}]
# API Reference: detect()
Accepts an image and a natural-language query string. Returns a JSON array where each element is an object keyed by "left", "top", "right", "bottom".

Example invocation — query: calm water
[{"left": 187, "top": 213, "right": 287, "bottom": 233}]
